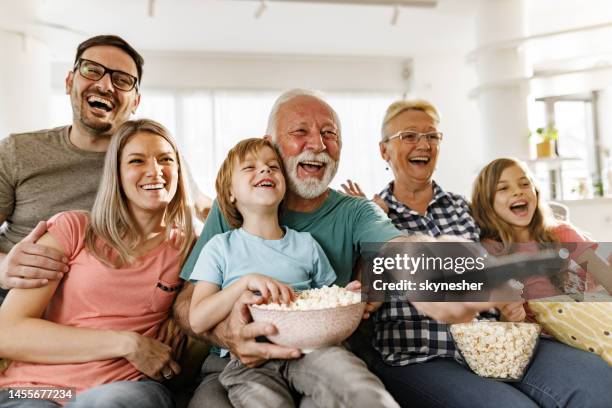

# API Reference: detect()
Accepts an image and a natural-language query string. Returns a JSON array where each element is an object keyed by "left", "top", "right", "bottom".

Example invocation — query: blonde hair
[
  {"left": 85, "top": 119, "right": 194, "bottom": 267},
  {"left": 216, "top": 138, "right": 285, "bottom": 228},
  {"left": 381, "top": 99, "right": 440, "bottom": 141},
  {"left": 471, "top": 157, "right": 559, "bottom": 250}
]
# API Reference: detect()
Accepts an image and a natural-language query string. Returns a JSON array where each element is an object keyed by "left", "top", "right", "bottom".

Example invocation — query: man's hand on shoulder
[{"left": 0, "top": 221, "right": 68, "bottom": 290}]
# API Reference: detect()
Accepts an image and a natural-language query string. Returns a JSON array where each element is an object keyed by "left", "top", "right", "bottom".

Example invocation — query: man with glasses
[{"left": 0, "top": 35, "right": 143, "bottom": 296}]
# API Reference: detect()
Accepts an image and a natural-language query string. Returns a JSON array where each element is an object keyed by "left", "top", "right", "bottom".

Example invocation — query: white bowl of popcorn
[
  {"left": 450, "top": 321, "right": 541, "bottom": 381},
  {"left": 249, "top": 286, "right": 365, "bottom": 352}
]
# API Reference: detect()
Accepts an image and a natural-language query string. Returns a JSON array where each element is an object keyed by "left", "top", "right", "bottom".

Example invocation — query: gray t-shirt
[{"left": 0, "top": 126, "right": 106, "bottom": 253}]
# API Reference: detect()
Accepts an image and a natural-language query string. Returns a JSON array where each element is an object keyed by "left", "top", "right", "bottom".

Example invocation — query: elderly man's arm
[
  {"left": 173, "top": 282, "right": 301, "bottom": 367},
  {"left": 0, "top": 219, "right": 68, "bottom": 290},
  {"left": 388, "top": 234, "right": 497, "bottom": 322}
]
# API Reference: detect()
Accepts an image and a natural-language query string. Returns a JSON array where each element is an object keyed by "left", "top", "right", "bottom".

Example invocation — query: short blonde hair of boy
[
  {"left": 216, "top": 138, "right": 285, "bottom": 228},
  {"left": 381, "top": 99, "right": 440, "bottom": 140}
]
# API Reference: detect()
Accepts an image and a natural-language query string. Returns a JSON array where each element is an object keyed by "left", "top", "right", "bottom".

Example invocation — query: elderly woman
[
  {"left": 344, "top": 100, "right": 612, "bottom": 408},
  {"left": 0, "top": 120, "right": 193, "bottom": 407}
]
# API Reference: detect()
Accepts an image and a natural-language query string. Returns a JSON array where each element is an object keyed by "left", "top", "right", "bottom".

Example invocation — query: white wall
[
  {"left": 0, "top": 31, "right": 51, "bottom": 137},
  {"left": 561, "top": 198, "right": 612, "bottom": 241},
  {"left": 410, "top": 51, "right": 483, "bottom": 196}
]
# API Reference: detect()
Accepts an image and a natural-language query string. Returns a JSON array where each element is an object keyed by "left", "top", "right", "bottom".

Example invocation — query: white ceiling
[{"left": 5, "top": 0, "right": 479, "bottom": 60}]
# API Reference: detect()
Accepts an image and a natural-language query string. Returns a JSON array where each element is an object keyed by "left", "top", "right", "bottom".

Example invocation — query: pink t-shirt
[
  {"left": 526, "top": 223, "right": 596, "bottom": 299},
  {"left": 483, "top": 223, "right": 598, "bottom": 323},
  {"left": 484, "top": 223, "right": 596, "bottom": 300},
  {"left": 0, "top": 211, "right": 182, "bottom": 393}
]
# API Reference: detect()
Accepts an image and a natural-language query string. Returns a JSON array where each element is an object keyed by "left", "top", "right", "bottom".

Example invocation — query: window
[
  {"left": 50, "top": 89, "right": 399, "bottom": 198},
  {"left": 529, "top": 94, "right": 598, "bottom": 200}
]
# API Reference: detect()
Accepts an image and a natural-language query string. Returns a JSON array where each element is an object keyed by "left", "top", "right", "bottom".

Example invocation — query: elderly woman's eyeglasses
[
  {"left": 74, "top": 58, "right": 139, "bottom": 92},
  {"left": 384, "top": 130, "right": 443, "bottom": 145}
]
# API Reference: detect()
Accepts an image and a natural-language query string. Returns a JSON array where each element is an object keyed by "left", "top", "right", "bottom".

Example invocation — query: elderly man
[
  {"left": 175, "top": 89, "right": 495, "bottom": 407},
  {"left": 0, "top": 35, "right": 210, "bottom": 300}
]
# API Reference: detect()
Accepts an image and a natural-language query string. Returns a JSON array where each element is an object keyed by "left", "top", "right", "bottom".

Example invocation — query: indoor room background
[{"left": 2, "top": 0, "right": 612, "bottom": 239}]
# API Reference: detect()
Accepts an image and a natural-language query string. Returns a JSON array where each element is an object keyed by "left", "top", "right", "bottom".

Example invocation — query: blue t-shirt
[
  {"left": 190, "top": 227, "right": 336, "bottom": 291},
  {"left": 182, "top": 189, "right": 403, "bottom": 286}
]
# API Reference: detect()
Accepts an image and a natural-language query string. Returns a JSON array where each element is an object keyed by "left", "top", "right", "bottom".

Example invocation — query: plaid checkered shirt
[{"left": 373, "top": 180, "right": 492, "bottom": 366}]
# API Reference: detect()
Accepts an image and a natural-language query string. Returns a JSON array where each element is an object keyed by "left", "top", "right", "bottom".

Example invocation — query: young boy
[{"left": 189, "top": 138, "right": 398, "bottom": 408}]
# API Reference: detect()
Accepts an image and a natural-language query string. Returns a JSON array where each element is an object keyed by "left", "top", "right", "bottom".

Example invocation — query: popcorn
[
  {"left": 254, "top": 285, "right": 361, "bottom": 311},
  {"left": 450, "top": 322, "right": 540, "bottom": 380}
]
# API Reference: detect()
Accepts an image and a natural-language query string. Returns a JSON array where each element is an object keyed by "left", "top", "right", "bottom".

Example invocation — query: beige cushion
[{"left": 528, "top": 294, "right": 612, "bottom": 365}]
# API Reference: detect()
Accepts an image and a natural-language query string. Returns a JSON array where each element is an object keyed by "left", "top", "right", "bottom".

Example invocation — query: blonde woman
[{"left": 0, "top": 119, "right": 193, "bottom": 408}]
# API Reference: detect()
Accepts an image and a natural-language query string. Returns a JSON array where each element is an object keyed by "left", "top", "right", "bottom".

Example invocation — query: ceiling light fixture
[
  {"left": 246, "top": 0, "right": 436, "bottom": 6},
  {"left": 390, "top": 4, "right": 400, "bottom": 25},
  {"left": 255, "top": 0, "right": 268, "bottom": 18}
]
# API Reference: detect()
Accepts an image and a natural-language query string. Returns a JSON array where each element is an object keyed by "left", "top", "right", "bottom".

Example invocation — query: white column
[
  {"left": 473, "top": 0, "right": 530, "bottom": 162},
  {"left": 0, "top": 1, "right": 52, "bottom": 138}
]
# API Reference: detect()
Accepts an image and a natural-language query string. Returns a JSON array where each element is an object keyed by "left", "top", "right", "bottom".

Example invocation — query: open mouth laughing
[
  {"left": 509, "top": 200, "right": 530, "bottom": 216},
  {"left": 408, "top": 156, "right": 431, "bottom": 166},
  {"left": 254, "top": 178, "right": 276, "bottom": 188},
  {"left": 87, "top": 95, "right": 115, "bottom": 113},
  {"left": 298, "top": 160, "right": 326, "bottom": 175},
  {"left": 140, "top": 182, "right": 166, "bottom": 191}
]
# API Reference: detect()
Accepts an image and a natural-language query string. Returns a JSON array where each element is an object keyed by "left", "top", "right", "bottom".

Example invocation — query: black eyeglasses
[
  {"left": 74, "top": 58, "right": 139, "bottom": 92},
  {"left": 384, "top": 130, "right": 443, "bottom": 145}
]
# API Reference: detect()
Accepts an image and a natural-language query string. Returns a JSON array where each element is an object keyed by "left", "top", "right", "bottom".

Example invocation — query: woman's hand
[
  {"left": 244, "top": 274, "right": 295, "bottom": 305},
  {"left": 499, "top": 302, "right": 526, "bottom": 322},
  {"left": 341, "top": 179, "right": 366, "bottom": 198},
  {"left": 122, "top": 332, "right": 180, "bottom": 381},
  {"left": 341, "top": 180, "right": 389, "bottom": 214}
]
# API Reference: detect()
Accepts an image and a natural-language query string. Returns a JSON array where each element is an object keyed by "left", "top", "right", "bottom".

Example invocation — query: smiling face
[
  {"left": 120, "top": 132, "right": 178, "bottom": 217},
  {"left": 380, "top": 109, "right": 439, "bottom": 186},
  {"left": 272, "top": 95, "right": 340, "bottom": 199},
  {"left": 230, "top": 145, "right": 286, "bottom": 216},
  {"left": 66, "top": 45, "right": 140, "bottom": 137},
  {"left": 493, "top": 164, "right": 538, "bottom": 230}
]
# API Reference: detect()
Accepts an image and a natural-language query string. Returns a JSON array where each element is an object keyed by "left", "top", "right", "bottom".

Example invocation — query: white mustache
[{"left": 295, "top": 150, "right": 334, "bottom": 164}]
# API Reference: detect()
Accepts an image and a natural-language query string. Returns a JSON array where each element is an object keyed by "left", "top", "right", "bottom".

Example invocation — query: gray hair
[{"left": 266, "top": 88, "right": 342, "bottom": 142}]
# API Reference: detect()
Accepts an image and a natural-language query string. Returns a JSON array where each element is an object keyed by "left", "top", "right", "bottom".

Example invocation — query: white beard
[{"left": 284, "top": 151, "right": 338, "bottom": 199}]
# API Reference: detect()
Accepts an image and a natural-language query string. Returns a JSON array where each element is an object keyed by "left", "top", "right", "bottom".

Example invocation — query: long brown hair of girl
[{"left": 471, "top": 157, "right": 559, "bottom": 251}]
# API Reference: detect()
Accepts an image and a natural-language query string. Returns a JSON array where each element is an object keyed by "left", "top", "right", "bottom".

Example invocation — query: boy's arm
[
  {"left": 190, "top": 275, "right": 294, "bottom": 334},
  {"left": 189, "top": 279, "right": 248, "bottom": 334}
]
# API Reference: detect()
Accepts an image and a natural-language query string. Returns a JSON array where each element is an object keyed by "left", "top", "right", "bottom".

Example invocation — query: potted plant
[{"left": 531, "top": 126, "right": 558, "bottom": 158}]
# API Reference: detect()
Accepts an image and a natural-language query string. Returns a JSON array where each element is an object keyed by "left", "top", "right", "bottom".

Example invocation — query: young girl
[
  {"left": 471, "top": 157, "right": 612, "bottom": 301},
  {"left": 0, "top": 119, "right": 193, "bottom": 407},
  {"left": 189, "top": 138, "right": 398, "bottom": 408}
]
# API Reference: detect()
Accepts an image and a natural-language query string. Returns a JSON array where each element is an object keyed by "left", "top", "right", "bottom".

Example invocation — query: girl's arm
[
  {"left": 190, "top": 274, "right": 294, "bottom": 334},
  {"left": 0, "top": 232, "right": 139, "bottom": 364},
  {"left": 575, "top": 248, "right": 612, "bottom": 293}
]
